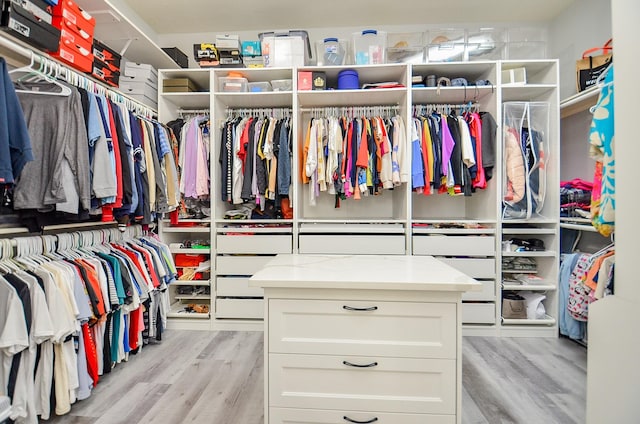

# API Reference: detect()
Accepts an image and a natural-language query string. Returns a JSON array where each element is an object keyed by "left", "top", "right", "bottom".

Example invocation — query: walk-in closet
[{"left": 0, "top": 0, "right": 637, "bottom": 422}]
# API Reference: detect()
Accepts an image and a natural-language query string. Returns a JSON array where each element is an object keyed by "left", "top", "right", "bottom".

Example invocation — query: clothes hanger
[{"left": 12, "top": 55, "right": 73, "bottom": 97}]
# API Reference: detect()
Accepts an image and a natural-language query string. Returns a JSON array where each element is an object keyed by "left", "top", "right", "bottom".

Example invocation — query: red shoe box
[
  {"left": 93, "top": 38, "right": 121, "bottom": 73},
  {"left": 57, "top": 17, "right": 92, "bottom": 52},
  {"left": 92, "top": 57, "right": 120, "bottom": 87},
  {"left": 52, "top": 39, "right": 93, "bottom": 72},
  {"left": 52, "top": 0, "right": 94, "bottom": 41}
]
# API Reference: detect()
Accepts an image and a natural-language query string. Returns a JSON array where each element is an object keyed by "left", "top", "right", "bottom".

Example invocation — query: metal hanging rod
[
  {"left": 300, "top": 105, "right": 401, "bottom": 118},
  {"left": 0, "top": 35, "right": 156, "bottom": 118},
  {"left": 178, "top": 108, "right": 210, "bottom": 116},
  {"left": 412, "top": 102, "right": 480, "bottom": 115},
  {"left": 225, "top": 107, "right": 292, "bottom": 119}
]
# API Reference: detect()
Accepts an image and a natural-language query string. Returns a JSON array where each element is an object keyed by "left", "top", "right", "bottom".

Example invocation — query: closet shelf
[
  {"left": 162, "top": 226, "right": 210, "bottom": 233},
  {"left": 502, "top": 283, "right": 556, "bottom": 291},
  {"left": 216, "top": 226, "right": 293, "bottom": 234},
  {"left": 170, "top": 248, "right": 211, "bottom": 254},
  {"left": 502, "top": 228, "right": 557, "bottom": 235},
  {"left": 412, "top": 228, "right": 496, "bottom": 235},
  {"left": 501, "top": 84, "right": 556, "bottom": 101},
  {"left": 560, "top": 85, "right": 600, "bottom": 118},
  {"left": 174, "top": 294, "right": 211, "bottom": 301},
  {"left": 161, "top": 93, "right": 210, "bottom": 108},
  {"left": 215, "top": 92, "right": 293, "bottom": 108},
  {"left": 299, "top": 222, "right": 405, "bottom": 234},
  {"left": 167, "top": 311, "right": 210, "bottom": 319},
  {"left": 560, "top": 223, "right": 598, "bottom": 232},
  {"left": 217, "top": 219, "right": 294, "bottom": 227},
  {"left": 170, "top": 280, "right": 210, "bottom": 286},
  {"left": 412, "top": 86, "right": 494, "bottom": 104},
  {"left": 501, "top": 315, "right": 556, "bottom": 326},
  {"left": 0, "top": 227, "right": 30, "bottom": 235},
  {"left": 502, "top": 251, "right": 557, "bottom": 257},
  {"left": 297, "top": 88, "right": 406, "bottom": 107}
]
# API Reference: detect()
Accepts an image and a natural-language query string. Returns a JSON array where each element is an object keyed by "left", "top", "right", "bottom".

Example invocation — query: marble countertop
[{"left": 249, "top": 254, "right": 481, "bottom": 292}]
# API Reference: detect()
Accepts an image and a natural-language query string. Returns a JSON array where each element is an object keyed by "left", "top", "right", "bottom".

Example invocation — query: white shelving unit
[{"left": 155, "top": 60, "right": 560, "bottom": 337}]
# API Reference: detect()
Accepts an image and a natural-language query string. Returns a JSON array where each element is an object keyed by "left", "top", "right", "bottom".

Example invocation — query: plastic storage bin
[
  {"left": 270, "top": 79, "right": 292, "bottom": 92},
  {"left": 352, "top": 30, "right": 386, "bottom": 65},
  {"left": 386, "top": 32, "right": 424, "bottom": 64},
  {"left": 467, "top": 28, "right": 506, "bottom": 61},
  {"left": 507, "top": 27, "right": 547, "bottom": 60},
  {"left": 426, "top": 28, "right": 466, "bottom": 62},
  {"left": 337, "top": 69, "right": 359, "bottom": 90},
  {"left": 219, "top": 77, "right": 248, "bottom": 92},
  {"left": 248, "top": 81, "right": 272, "bottom": 92},
  {"left": 259, "top": 30, "right": 312, "bottom": 67},
  {"left": 316, "top": 38, "right": 347, "bottom": 66}
]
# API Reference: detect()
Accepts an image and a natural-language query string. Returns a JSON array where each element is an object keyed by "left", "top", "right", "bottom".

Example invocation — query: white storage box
[
  {"left": 122, "top": 61, "right": 158, "bottom": 83},
  {"left": 259, "top": 30, "right": 311, "bottom": 67},
  {"left": 426, "top": 28, "right": 466, "bottom": 62},
  {"left": 352, "top": 29, "right": 386, "bottom": 65},
  {"left": 119, "top": 79, "right": 157, "bottom": 97}
]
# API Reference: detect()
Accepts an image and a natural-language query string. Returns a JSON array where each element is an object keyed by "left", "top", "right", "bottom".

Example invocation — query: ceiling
[{"left": 123, "top": 0, "right": 576, "bottom": 34}]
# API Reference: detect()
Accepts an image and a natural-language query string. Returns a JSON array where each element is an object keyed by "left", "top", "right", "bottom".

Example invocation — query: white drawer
[
  {"left": 462, "top": 303, "right": 496, "bottom": 324},
  {"left": 270, "top": 407, "right": 455, "bottom": 424},
  {"left": 438, "top": 258, "right": 496, "bottom": 278},
  {"left": 461, "top": 280, "right": 495, "bottom": 301},
  {"left": 216, "top": 298, "right": 263, "bottom": 319},
  {"left": 269, "top": 353, "right": 455, "bottom": 414},
  {"left": 298, "top": 235, "right": 406, "bottom": 255},
  {"left": 412, "top": 235, "right": 495, "bottom": 256},
  {"left": 216, "top": 255, "right": 275, "bottom": 275},
  {"left": 269, "top": 299, "right": 456, "bottom": 359},
  {"left": 216, "top": 234, "right": 292, "bottom": 254},
  {"left": 217, "top": 277, "right": 263, "bottom": 297}
]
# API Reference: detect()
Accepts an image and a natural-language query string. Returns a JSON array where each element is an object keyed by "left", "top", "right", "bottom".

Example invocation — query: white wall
[
  {"left": 587, "top": 0, "right": 640, "bottom": 422},
  {"left": 548, "top": 0, "right": 612, "bottom": 100}
]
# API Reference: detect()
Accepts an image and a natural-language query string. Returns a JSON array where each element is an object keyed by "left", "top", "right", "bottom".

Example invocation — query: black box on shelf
[
  {"left": 92, "top": 57, "right": 120, "bottom": 87},
  {"left": 1, "top": 0, "right": 60, "bottom": 52},
  {"left": 162, "top": 46, "right": 188, "bottom": 68},
  {"left": 93, "top": 38, "right": 121, "bottom": 71}
]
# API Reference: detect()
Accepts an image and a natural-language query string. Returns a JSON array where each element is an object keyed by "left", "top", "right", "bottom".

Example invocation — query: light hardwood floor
[{"left": 47, "top": 331, "right": 587, "bottom": 424}]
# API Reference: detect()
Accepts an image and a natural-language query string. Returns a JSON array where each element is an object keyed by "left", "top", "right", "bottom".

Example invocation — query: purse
[
  {"left": 576, "top": 39, "right": 612, "bottom": 92},
  {"left": 502, "top": 292, "right": 527, "bottom": 319}
]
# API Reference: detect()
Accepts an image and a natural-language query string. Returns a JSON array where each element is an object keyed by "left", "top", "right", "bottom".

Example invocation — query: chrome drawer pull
[
  {"left": 342, "top": 360, "right": 378, "bottom": 368},
  {"left": 343, "top": 305, "right": 378, "bottom": 312},
  {"left": 343, "top": 416, "right": 378, "bottom": 423}
]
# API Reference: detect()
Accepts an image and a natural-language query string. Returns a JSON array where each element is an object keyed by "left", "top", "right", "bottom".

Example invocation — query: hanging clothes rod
[
  {"left": 299, "top": 105, "right": 401, "bottom": 118},
  {"left": 178, "top": 108, "right": 210, "bottom": 115},
  {"left": 225, "top": 107, "right": 292, "bottom": 118},
  {"left": 0, "top": 34, "right": 156, "bottom": 118}
]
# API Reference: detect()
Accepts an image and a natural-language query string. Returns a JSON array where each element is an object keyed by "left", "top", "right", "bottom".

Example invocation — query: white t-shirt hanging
[{"left": 0, "top": 276, "right": 29, "bottom": 397}]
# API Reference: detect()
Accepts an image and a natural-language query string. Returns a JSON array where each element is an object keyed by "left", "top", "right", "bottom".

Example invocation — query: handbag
[
  {"left": 576, "top": 39, "right": 612, "bottom": 92},
  {"left": 502, "top": 292, "right": 527, "bottom": 319}
]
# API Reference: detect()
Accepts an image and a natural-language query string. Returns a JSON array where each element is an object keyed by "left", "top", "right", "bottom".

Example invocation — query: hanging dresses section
[
  {"left": 0, "top": 227, "right": 176, "bottom": 422},
  {"left": 411, "top": 105, "right": 497, "bottom": 197},
  {"left": 218, "top": 109, "right": 293, "bottom": 219},
  {"left": 301, "top": 107, "right": 408, "bottom": 207},
  {"left": 0, "top": 55, "right": 179, "bottom": 232}
]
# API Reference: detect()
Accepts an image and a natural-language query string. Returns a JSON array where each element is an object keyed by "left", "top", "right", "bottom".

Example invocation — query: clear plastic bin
[
  {"left": 352, "top": 30, "right": 387, "bottom": 65},
  {"left": 219, "top": 77, "right": 248, "bottom": 92},
  {"left": 259, "top": 30, "right": 312, "bottom": 67},
  {"left": 467, "top": 28, "right": 506, "bottom": 61},
  {"left": 426, "top": 28, "right": 466, "bottom": 62},
  {"left": 386, "top": 32, "right": 424, "bottom": 64},
  {"left": 248, "top": 81, "right": 272, "bottom": 92},
  {"left": 507, "top": 27, "right": 547, "bottom": 59},
  {"left": 316, "top": 38, "right": 348, "bottom": 66},
  {"left": 270, "top": 79, "right": 293, "bottom": 92}
]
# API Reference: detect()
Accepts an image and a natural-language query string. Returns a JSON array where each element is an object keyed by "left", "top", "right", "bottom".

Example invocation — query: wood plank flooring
[{"left": 47, "top": 331, "right": 587, "bottom": 424}]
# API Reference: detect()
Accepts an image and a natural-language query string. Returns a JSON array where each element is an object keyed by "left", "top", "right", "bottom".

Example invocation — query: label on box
[{"left": 9, "top": 17, "right": 29, "bottom": 37}]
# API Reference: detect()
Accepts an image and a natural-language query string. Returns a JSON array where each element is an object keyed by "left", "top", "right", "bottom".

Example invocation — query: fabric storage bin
[
  {"left": 426, "top": 28, "right": 466, "bottom": 62},
  {"left": 386, "top": 32, "right": 424, "bottom": 64},
  {"left": 259, "top": 30, "right": 311, "bottom": 67},
  {"left": 316, "top": 37, "right": 348, "bottom": 66},
  {"left": 352, "top": 29, "right": 386, "bottom": 65}
]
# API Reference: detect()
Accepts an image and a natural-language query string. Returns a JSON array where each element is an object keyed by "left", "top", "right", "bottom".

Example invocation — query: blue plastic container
[{"left": 337, "top": 69, "right": 359, "bottom": 90}]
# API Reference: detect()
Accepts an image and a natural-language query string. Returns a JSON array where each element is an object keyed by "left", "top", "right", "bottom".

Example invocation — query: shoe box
[
  {"left": 120, "top": 61, "right": 158, "bottom": 109},
  {"left": 50, "top": 0, "right": 95, "bottom": 72},
  {"left": 162, "top": 46, "right": 189, "bottom": 68},
  {"left": 92, "top": 38, "right": 121, "bottom": 87},
  {"left": 0, "top": 0, "right": 60, "bottom": 52}
]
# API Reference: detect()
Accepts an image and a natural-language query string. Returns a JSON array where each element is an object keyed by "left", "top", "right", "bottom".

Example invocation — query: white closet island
[{"left": 250, "top": 254, "right": 480, "bottom": 424}]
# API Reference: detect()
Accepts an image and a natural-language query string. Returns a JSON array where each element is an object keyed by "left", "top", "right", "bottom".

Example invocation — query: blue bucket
[{"left": 337, "top": 69, "right": 359, "bottom": 90}]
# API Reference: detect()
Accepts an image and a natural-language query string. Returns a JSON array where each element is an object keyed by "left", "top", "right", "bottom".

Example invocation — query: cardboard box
[
  {"left": 9, "top": 0, "right": 52, "bottom": 24},
  {"left": 93, "top": 38, "right": 121, "bottom": 71},
  {"left": 216, "top": 34, "right": 239, "bottom": 49},
  {"left": 52, "top": 40, "right": 93, "bottom": 72},
  {"left": 123, "top": 61, "right": 158, "bottom": 83},
  {"left": 92, "top": 58, "right": 119, "bottom": 87},
  {"left": 163, "top": 77, "right": 199, "bottom": 92},
  {"left": 241, "top": 40, "right": 261, "bottom": 57},
  {"left": 52, "top": 0, "right": 94, "bottom": 39}
]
